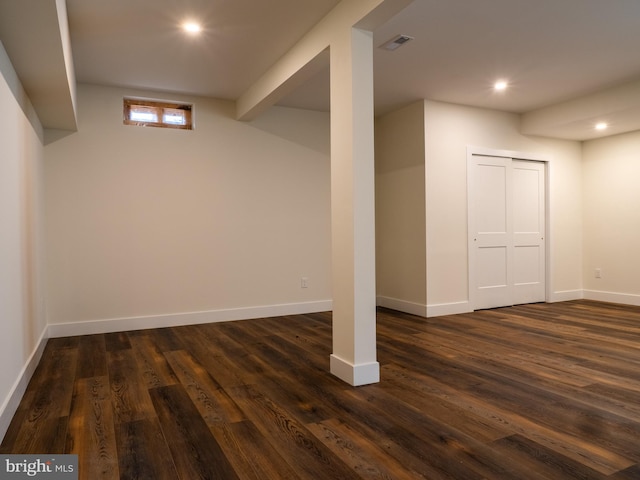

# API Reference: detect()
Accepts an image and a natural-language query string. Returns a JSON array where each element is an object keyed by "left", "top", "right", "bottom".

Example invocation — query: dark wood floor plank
[
  {"left": 609, "top": 464, "right": 640, "bottom": 479},
  {"left": 418, "top": 348, "right": 640, "bottom": 466},
  {"left": 403, "top": 331, "right": 640, "bottom": 462},
  {"left": 412, "top": 328, "right": 595, "bottom": 387},
  {"left": 230, "top": 383, "right": 362, "bottom": 480},
  {"left": 244, "top": 341, "right": 346, "bottom": 425},
  {"left": 583, "top": 382, "right": 640, "bottom": 416},
  {"left": 0, "top": 343, "right": 77, "bottom": 453},
  {"left": 490, "top": 434, "right": 607, "bottom": 480},
  {"left": 210, "top": 420, "right": 302, "bottom": 480},
  {"left": 343, "top": 384, "right": 526, "bottom": 480},
  {"left": 307, "top": 417, "right": 430, "bottom": 480},
  {"left": 46, "top": 336, "right": 81, "bottom": 349},
  {"left": 179, "top": 325, "right": 258, "bottom": 388},
  {"left": 136, "top": 327, "right": 185, "bottom": 352},
  {"left": 381, "top": 362, "right": 634, "bottom": 475},
  {"left": 149, "top": 384, "right": 239, "bottom": 480},
  {"left": 262, "top": 332, "right": 329, "bottom": 374},
  {"left": 232, "top": 316, "right": 286, "bottom": 337},
  {"left": 127, "top": 334, "right": 178, "bottom": 389},
  {"left": 0, "top": 414, "right": 68, "bottom": 455},
  {"left": 3, "top": 299, "right": 640, "bottom": 479},
  {"left": 163, "top": 349, "right": 246, "bottom": 425},
  {"left": 104, "top": 332, "right": 131, "bottom": 352},
  {"left": 76, "top": 334, "right": 108, "bottom": 379},
  {"left": 316, "top": 408, "right": 452, "bottom": 479},
  {"left": 497, "top": 312, "right": 640, "bottom": 357},
  {"left": 324, "top": 384, "right": 482, "bottom": 479},
  {"left": 107, "top": 349, "right": 156, "bottom": 424},
  {"left": 200, "top": 326, "right": 273, "bottom": 377},
  {"left": 116, "top": 419, "right": 179, "bottom": 480},
  {"left": 66, "top": 376, "right": 119, "bottom": 480},
  {"left": 379, "top": 364, "right": 512, "bottom": 443}
]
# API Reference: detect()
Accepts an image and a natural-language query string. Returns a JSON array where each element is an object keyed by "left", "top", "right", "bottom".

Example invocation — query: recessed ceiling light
[
  {"left": 595, "top": 122, "right": 608, "bottom": 131},
  {"left": 182, "top": 22, "right": 202, "bottom": 34},
  {"left": 494, "top": 80, "right": 508, "bottom": 91}
]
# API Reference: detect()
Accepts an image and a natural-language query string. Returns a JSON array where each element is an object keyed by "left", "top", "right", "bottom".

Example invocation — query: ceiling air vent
[{"left": 380, "top": 34, "right": 414, "bottom": 51}]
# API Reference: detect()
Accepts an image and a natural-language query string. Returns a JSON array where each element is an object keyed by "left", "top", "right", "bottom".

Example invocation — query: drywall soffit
[
  {"left": 0, "top": 0, "right": 77, "bottom": 131},
  {"left": 521, "top": 78, "right": 640, "bottom": 141}
]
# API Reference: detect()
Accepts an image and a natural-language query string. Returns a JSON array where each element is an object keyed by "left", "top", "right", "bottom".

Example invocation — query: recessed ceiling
[
  {"left": 66, "top": 0, "right": 341, "bottom": 101},
  {"left": 371, "top": 0, "right": 640, "bottom": 114},
  {"left": 279, "top": 0, "right": 640, "bottom": 139},
  {"left": 4, "top": 0, "right": 640, "bottom": 140}
]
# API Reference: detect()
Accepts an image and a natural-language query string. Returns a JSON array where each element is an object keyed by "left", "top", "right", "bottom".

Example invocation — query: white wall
[
  {"left": 375, "top": 101, "right": 426, "bottom": 315},
  {"left": 0, "top": 44, "right": 47, "bottom": 439},
  {"left": 424, "top": 100, "right": 583, "bottom": 315},
  {"left": 582, "top": 131, "right": 640, "bottom": 305},
  {"left": 44, "top": 84, "right": 331, "bottom": 333}
]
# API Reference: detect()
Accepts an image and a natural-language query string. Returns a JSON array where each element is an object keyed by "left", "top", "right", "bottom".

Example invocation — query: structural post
[{"left": 329, "top": 27, "right": 379, "bottom": 386}]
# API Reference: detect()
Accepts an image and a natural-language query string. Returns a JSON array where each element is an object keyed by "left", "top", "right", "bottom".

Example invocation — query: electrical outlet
[
  {"left": 301, "top": 277, "right": 309, "bottom": 288},
  {"left": 595, "top": 268, "right": 602, "bottom": 278}
]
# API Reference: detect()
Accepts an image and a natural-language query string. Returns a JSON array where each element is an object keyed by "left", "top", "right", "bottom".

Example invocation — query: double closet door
[{"left": 468, "top": 155, "right": 546, "bottom": 310}]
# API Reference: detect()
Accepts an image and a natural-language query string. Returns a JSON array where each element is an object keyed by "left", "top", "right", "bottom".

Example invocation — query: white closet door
[
  {"left": 469, "top": 155, "right": 513, "bottom": 310},
  {"left": 512, "top": 160, "right": 545, "bottom": 305},
  {"left": 468, "top": 156, "right": 545, "bottom": 310}
]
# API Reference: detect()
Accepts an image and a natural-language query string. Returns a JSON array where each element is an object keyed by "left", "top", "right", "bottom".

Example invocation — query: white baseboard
[
  {"left": 426, "top": 301, "right": 472, "bottom": 318},
  {"left": 424, "top": 291, "right": 589, "bottom": 316},
  {"left": 48, "top": 300, "right": 333, "bottom": 338},
  {"left": 548, "top": 290, "right": 584, "bottom": 302},
  {"left": 330, "top": 354, "right": 380, "bottom": 386},
  {"left": 382, "top": 290, "right": 640, "bottom": 319},
  {"left": 376, "top": 296, "right": 427, "bottom": 317},
  {"left": 583, "top": 290, "right": 640, "bottom": 306},
  {"left": 0, "top": 327, "right": 49, "bottom": 441}
]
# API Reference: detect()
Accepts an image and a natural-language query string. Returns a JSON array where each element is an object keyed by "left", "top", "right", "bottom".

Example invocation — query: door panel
[
  {"left": 476, "top": 246, "right": 510, "bottom": 307},
  {"left": 469, "top": 155, "right": 545, "bottom": 310},
  {"left": 514, "top": 245, "right": 541, "bottom": 284},
  {"left": 512, "top": 160, "right": 545, "bottom": 305},
  {"left": 469, "top": 156, "right": 512, "bottom": 309},
  {"left": 513, "top": 167, "right": 541, "bottom": 232},
  {"left": 476, "top": 163, "right": 508, "bottom": 233}
]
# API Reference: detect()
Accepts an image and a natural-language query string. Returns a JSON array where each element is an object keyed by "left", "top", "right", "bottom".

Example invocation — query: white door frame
[{"left": 467, "top": 146, "right": 551, "bottom": 310}]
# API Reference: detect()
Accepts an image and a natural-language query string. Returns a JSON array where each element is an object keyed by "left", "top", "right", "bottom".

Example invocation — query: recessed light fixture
[
  {"left": 595, "top": 122, "right": 608, "bottom": 131},
  {"left": 494, "top": 80, "right": 508, "bottom": 91},
  {"left": 182, "top": 21, "right": 202, "bottom": 34}
]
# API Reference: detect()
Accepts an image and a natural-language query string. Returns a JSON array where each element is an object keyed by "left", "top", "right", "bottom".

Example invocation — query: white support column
[
  {"left": 329, "top": 27, "right": 379, "bottom": 386},
  {"left": 234, "top": 0, "right": 413, "bottom": 386}
]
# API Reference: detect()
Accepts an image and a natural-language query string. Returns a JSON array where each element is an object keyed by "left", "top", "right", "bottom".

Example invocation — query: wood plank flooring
[{"left": 3, "top": 300, "right": 640, "bottom": 479}]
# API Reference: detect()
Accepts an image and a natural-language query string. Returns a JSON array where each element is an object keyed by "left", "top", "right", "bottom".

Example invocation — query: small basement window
[{"left": 124, "top": 98, "right": 193, "bottom": 130}]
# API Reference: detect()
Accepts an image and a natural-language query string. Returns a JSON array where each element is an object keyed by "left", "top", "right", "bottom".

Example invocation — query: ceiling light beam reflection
[
  {"left": 182, "top": 22, "right": 202, "bottom": 34},
  {"left": 493, "top": 80, "right": 508, "bottom": 91}
]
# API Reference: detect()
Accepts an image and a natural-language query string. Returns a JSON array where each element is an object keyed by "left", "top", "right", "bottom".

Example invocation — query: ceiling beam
[
  {"left": 236, "top": 0, "right": 413, "bottom": 121},
  {"left": 0, "top": 0, "right": 77, "bottom": 132}
]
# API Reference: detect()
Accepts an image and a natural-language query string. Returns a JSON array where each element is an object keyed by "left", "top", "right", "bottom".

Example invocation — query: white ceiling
[
  {"left": 279, "top": 0, "right": 640, "bottom": 140},
  {"left": 373, "top": 0, "right": 640, "bottom": 114},
  {"left": 66, "top": 0, "right": 341, "bottom": 102},
  {"left": 4, "top": 0, "right": 640, "bottom": 140}
]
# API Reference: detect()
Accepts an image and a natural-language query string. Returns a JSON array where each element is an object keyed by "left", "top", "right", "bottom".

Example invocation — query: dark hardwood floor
[{"left": 3, "top": 300, "right": 640, "bottom": 479}]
